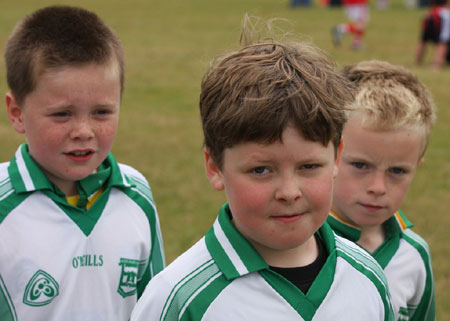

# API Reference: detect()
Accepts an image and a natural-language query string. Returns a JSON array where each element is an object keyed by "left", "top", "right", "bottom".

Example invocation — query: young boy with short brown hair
[
  {"left": 329, "top": 60, "right": 436, "bottom": 320},
  {"left": 131, "top": 32, "right": 394, "bottom": 320},
  {"left": 0, "top": 6, "right": 165, "bottom": 320}
]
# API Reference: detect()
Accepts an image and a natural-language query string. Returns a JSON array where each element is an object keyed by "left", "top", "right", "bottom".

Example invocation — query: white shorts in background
[{"left": 345, "top": 4, "right": 370, "bottom": 23}]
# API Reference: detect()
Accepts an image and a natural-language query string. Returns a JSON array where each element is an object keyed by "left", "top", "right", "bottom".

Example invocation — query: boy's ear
[
  {"left": 204, "top": 148, "right": 224, "bottom": 191},
  {"left": 333, "top": 139, "right": 344, "bottom": 179},
  {"left": 418, "top": 156, "right": 425, "bottom": 168},
  {"left": 6, "top": 92, "right": 25, "bottom": 134}
]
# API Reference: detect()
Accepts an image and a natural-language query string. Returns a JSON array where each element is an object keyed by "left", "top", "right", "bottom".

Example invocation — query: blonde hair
[{"left": 343, "top": 60, "right": 436, "bottom": 157}]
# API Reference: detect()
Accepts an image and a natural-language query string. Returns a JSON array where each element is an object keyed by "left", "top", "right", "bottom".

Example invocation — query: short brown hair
[
  {"left": 200, "top": 40, "right": 353, "bottom": 169},
  {"left": 5, "top": 5, "right": 124, "bottom": 105},
  {"left": 343, "top": 60, "right": 436, "bottom": 157}
]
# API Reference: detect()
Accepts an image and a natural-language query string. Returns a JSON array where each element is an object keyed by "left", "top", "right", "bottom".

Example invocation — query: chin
[
  {"left": 65, "top": 171, "right": 96, "bottom": 181},
  {"left": 273, "top": 237, "right": 311, "bottom": 250}
]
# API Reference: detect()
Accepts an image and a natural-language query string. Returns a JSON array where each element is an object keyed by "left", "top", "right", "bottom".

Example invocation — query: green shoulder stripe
[
  {"left": 0, "top": 274, "right": 17, "bottom": 321},
  {"left": 0, "top": 180, "right": 29, "bottom": 224},
  {"left": 161, "top": 260, "right": 227, "bottom": 321},
  {"left": 179, "top": 273, "right": 229, "bottom": 321},
  {"left": 120, "top": 177, "right": 165, "bottom": 297},
  {"left": 127, "top": 174, "right": 155, "bottom": 202},
  {"left": 402, "top": 230, "right": 435, "bottom": 321},
  {"left": 0, "top": 178, "right": 14, "bottom": 201}
]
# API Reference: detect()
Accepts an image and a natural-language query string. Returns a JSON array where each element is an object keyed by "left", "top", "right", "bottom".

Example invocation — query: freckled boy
[{"left": 0, "top": 6, "right": 164, "bottom": 320}]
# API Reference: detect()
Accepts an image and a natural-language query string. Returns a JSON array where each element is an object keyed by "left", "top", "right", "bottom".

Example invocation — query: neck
[
  {"left": 357, "top": 225, "right": 386, "bottom": 253},
  {"left": 257, "top": 235, "right": 319, "bottom": 268}
]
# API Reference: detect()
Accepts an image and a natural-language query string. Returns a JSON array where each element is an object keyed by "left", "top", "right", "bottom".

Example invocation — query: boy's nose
[
  {"left": 367, "top": 172, "right": 387, "bottom": 196},
  {"left": 70, "top": 120, "right": 94, "bottom": 140},
  {"left": 275, "top": 176, "right": 302, "bottom": 203}
]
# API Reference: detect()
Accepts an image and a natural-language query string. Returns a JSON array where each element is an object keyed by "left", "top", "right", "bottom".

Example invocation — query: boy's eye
[
  {"left": 351, "top": 162, "right": 367, "bottom": 170},
  {"left": 52, "top": 111, "right": 69, "bottom": 118},
  {"left": 301, "top": 164, "right": 318, "bottom": 170},
  {"left": 252, "top": 166, "right": 269, "bottom": 175},
  {"left": 390, "top": 167, "right": 406, "bottom": 175},
  {"left": 94, "top": 108, "right": 111, "bottom": 115}
]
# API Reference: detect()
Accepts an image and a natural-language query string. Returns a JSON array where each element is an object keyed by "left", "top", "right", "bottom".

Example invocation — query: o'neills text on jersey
[{"left": 72, "top": 254, "right": 104, "bottom": 268}]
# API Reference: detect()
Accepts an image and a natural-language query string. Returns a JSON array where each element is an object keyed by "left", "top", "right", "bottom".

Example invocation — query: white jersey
[
  {"left": 0, "top": 144, "right": 165, "bottom": 321},
  {"left": 131, "top": 203, "right": 394, "bottom": 321},
  {"left": 328, "top": 211, "right": 435, "bottom": 321}
]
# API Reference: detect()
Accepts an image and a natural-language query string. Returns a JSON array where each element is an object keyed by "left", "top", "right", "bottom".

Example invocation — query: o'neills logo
[
  {"left": 72, "top": 254, "right": 103, "bottom": 268},
  {"left": 117, "top": 258, "right": 139, "bottom": 298},
  {"left": 23, "top": 270, "right": 59, "bottom": 307}
]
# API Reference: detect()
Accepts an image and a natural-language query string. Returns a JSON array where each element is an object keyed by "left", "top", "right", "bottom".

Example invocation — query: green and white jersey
[
  {"left": 0, "top": 144, "right": 165, "bottom": 321},
  {"left": 131, "top": 203, "right": 394, "bottom": 321},
  {"left": 328, "top": 211, "right": 435, "bottom": 321}
]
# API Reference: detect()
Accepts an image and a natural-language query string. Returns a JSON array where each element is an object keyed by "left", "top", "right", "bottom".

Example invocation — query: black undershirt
[{"left": 269, "top": 234, "right": 327, "bottom": 294}]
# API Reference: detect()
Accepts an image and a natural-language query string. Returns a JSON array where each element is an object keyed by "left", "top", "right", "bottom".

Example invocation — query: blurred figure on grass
[
  {"left": 415, "top": 0, "right": 450, "bottom": 70},
  {"left": 332, "top": 0, "right": 370, "bottom": 50}
]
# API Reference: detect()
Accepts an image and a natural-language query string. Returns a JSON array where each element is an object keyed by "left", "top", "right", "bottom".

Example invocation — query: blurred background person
[
  {"left": 415, "top": 0, "right": 450, "bottom": 70},
  {"left": 332, "top": 0, "right": 370, "bottom": 50}
]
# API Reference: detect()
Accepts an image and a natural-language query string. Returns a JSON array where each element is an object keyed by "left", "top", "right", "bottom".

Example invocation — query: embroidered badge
[
  {"left": 23, "top": 270, "right": 59, "bottom": 306},
  {"left": 117, "top": 258, "right": 139, "bottom": 298}
]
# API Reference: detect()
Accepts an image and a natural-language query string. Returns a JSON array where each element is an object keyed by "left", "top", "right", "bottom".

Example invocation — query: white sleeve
[
  {"left": 439, "top": 9, "right": 450, "bottom": 42},
  {"left": 131, "top": 274, "right": 172, "bottom": 321}
]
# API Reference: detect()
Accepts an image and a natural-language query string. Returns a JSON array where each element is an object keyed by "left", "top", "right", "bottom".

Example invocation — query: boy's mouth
[
  {"left": 65, "top": 150, "right": 94, "bottom": 162},
  {"left": 359, "top": 203, "right": 384, "bottom": 212},
  {"left": 272, "top": 213, "right": 304, "bottom": 223},
  {"left": 70, "top": 151, "right": 92, "bottom": 156}
]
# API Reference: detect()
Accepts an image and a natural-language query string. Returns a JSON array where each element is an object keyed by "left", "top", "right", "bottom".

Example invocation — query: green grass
[{"left": 0, "top": 0, "right": 448, "bottom": 318}]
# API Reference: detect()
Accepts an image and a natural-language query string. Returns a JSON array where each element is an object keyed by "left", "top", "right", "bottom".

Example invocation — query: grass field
[{"left": 0, "top": 0, "right": 448, "bottom": 318}]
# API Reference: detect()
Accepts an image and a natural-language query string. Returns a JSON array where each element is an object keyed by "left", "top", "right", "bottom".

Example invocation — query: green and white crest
[
  {"left": 23, "top": 270, "right": 59, "bottom": 307},
  {"left": 117, "top": 258, "right": 139, "bottom": 298}
]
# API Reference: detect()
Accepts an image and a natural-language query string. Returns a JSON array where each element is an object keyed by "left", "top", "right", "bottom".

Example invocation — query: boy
[
  {"left": 415, "top": 0, "right": 450, "bottom": 70},
  {"left": 329, "top": 60, "right": 436, "bottom": 320},
  {"left": 0, "top": 6, "right": 165, "bottom": 320},
  {"left": 131, "top": 36, "right": 394, "bottom": 320}
]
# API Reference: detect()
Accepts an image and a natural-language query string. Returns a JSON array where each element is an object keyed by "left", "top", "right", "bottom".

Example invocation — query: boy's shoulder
[
  {"left": 117, "top": 163, "right": 149, "bottom": 185},
  {"left": 153, "top": 237, "right": 212, "bottom": 286},
  {"left": 107, "top": 160, "right": 158, "bottom": 214},
  {"left": 391, "top": 211, "right": 432, "bottom": 261},
  {"left": 0, "top": 159, "right": 29, "bottom": 223},
  {"left": 0, "top": 161, "right": 10, "bottom": 178},
  {"left": 401, "top": 228, "right": 431, "bottom": 253},
  {"left": 397, "top": 228, "right": 433, "bottom": 269},
  {"left": 131, "top": 237, "right": 215, "bottom": 320},
  {"left": 0, "top": 161, "right": 14, "bottom": 200}
]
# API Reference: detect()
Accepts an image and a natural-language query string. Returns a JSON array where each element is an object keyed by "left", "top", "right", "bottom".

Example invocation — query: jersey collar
[
  {"left": 327, "top": 210, "right": 414, "bottom": 243},
  {"left": 8, "top": 144, "right": 132, "bottom": 196},
  {"left": 205, "top": 203, "right": 268, "bottom": 280},
  {"left": 205, "top": 203, "right": 338, "bottom": 281}
]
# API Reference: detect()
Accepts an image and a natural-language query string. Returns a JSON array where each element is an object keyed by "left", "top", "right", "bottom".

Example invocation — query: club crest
[
  {"left": 117, "top": 258, "right": 139, "bottom": 298},
  {"left": 23, "top": 270, "right": 59, "bottom": 307}
]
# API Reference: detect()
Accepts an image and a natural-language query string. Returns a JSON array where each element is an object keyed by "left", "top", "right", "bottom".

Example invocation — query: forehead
[
  {"left": 36, "top": 55, "right": 120, "bottom": 76},
  {"left": 22, "top": 60, "right": 121, "bottom": 109},
  {"left": 31, "top": 52, "right": 122, "bottom": 90},
  {"left": 343, "top": 115, "right": 424, "bottom": 162},
  {"left": 223, "top": 126, "right": 335, "bottom": 163}
]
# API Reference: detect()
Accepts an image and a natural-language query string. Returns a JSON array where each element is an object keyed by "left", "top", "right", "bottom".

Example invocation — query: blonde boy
[
  {"left": 329, "top": 60, "right": 436, "bottom": 320},
  {"left": 0, "top": 6, "right": 164, "bottom": 320},
  {"left": 132, "top": 34, "right": 394, "bottom": 320}
]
